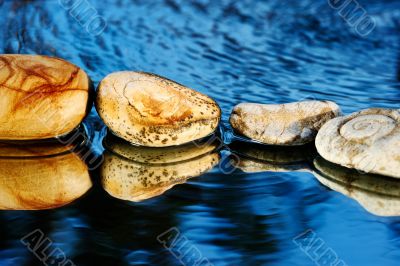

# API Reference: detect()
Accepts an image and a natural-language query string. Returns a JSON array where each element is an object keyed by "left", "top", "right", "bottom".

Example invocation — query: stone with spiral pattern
[
  {"left": 315, "top": 108, "right": 400, "bottom": 179},
  {"left": 0, "top": 54, "right": 92, "bottom": 140}
]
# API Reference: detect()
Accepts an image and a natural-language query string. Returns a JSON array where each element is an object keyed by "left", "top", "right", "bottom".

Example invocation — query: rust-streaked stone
[
  {"left": 0, "top": 143, "right": 91, "bottom": 210},
  {"left": 0, "top": 54, "right": 92, "bottom": 140},
  {"left": 96, "top": 71, "right": 221, "bottom": 147},
  {"left": 315, "top": 108, "right": 400, "bottom": 179},
  {"left": 229, "top": 100, "right": 341, "bottom": 145}
]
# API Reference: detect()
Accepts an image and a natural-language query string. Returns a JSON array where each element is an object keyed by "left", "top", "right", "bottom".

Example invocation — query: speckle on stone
[{"left": 229, "top": 100, "right": 341, "bottom": 145}]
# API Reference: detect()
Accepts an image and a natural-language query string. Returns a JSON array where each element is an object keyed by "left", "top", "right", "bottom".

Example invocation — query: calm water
[{"left": 0, "top": 0, "right": 400, "bottom": 265}]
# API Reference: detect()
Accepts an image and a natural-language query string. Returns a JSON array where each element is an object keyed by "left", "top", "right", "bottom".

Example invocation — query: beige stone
[
  {"left": 313, "top": 157, "right": 400, "bottom": 217},
  {"left": 0, "top": 54, "right": 92, "bottom": 140},
  {"left": 96, "top": 71, "right": 221, "bottom": 147},
  {"left": 0, "top": 143, "right": 91, "bottom": 210},
  {"left": 315, "top": 108, "right": 400, "bottom": 178},
  {"left": 229, "top": 100, "right": 341, "bottom": 145}
]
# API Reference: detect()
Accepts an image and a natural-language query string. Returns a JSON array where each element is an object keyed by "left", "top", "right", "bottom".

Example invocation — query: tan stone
[
  {"left": 0, "top": 143, "right": 91, "bottom": 210},
  {"left": 0, "top": 54, "right": 92, "bottom": 140},
  {"left": 313, "top": 157, "right": 400, "bottom": 217},
  {"left": 230, "top": 100, "right": 341, "bottom": 145},
  {"left": 315, "top": 108, "right": 400, "bottom": 178},
  {"left": 101, "top": 137, "right": 219, "bottom": 202},
  {"left": 96, "top": 71, "right": 221, "bottom": 147}
]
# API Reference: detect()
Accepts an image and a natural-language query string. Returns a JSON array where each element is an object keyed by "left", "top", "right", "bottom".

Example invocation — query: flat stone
[
  {"left": 0, "top": 54, "right": 92, "bottom": 140},
  {"left": 0, "top": 143, "right": 91, "bottom": 210},
  {"left": 229, "top": 100, "right": 341, "bottom": 145},
  {"left": 101, "top": 145, "right": 219, "bottom": 202},
  {"left": 313, "top": 157, "right": 400, "bottom": 217},
  {"left": 315, "top": 108, "right": 400, "bottom": 178},
  {"left": 96, "top": 71, "right": 221, "bottom": 147}
]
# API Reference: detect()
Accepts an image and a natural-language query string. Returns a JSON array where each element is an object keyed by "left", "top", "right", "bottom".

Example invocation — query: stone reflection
[
  {"left": 0, "top": 141, "right": 92, "bottom": 210},
  {"left": 101, "top": 134, "right": 220, "bottom": 202},
  {"left": 230, "top": 141, "right": 316, "bottom": 173},
  {"left": 313, "top": 157, "right": 400, "bottom": 217}
]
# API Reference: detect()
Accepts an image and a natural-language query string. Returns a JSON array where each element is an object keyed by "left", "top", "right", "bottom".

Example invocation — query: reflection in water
[
  {"left": 313, "top": 157, "right": 400, "bottom": 217},
  {"left": 103, "top": 132, "right": 220, "bottom": 164},
  {"left": 0, "top": 142, "right": 92, "bottom": 210},
  {"left": 230, "top": 141, "right": 316, "bottom": 173},
  {"left": 101, "top": 134, "right": 220, "bottom": 202}
]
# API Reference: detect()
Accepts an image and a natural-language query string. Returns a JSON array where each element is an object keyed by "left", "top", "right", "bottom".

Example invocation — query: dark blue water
[{"left": 0, "top": 0, "right": 400, "bottom": 265}]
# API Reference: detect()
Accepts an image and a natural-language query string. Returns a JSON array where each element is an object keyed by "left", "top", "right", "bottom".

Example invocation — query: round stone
[
  {"left": 0, "top": 54, "right": 92, "bottom": 140},
  {"left": 316, "top": 108, "right": 400, "bottom": 179},
  {"left": 96, "top": 71, "right": 221, "bottom": 147}
]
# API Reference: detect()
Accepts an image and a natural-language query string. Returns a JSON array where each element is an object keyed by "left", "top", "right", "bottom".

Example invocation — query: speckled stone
[
  {"left": 0, "top": 54, "right": 92, "bottom": 140},
  {"left": 313, "top": 157, "right": 400, "bottom": 217},
  {"left": 229, "top": 100, "right": 341, "bottom": 145},
  {"left": 315, "top": 108, "right": 400, "bottom": 179},
  {"left": 96, "top": 71, "right": 221, "bottom": 147},
  {"left": 0, "top": 143, "right": 91, "bottom": 210}
]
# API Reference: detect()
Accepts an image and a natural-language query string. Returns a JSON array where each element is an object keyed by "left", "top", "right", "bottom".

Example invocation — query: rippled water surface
[{"left": 0, "top": 0, "right": 400, "bottom": 265}]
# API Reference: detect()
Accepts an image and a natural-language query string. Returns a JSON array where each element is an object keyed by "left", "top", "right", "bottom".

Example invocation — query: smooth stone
[
  {"left": 229, "top": 100, "right": 341, "bottom": 145},
  {"left": 313, "top": 157, "right": 400, "bottom": 217},
  {"left": 96, "top": 71, "right": 221, "bottom": 147},
  {"left": 0, "top": 54, "right": 92, "bottom": 140},
  {"left": 0, "top": 143, "right": 91, "bottom": 210},
  {"left": 315, "top": 108, "right": 400, "bottom": 178},
  {"left": 101, "top": 142, "right": 219, "bottom": 202}
]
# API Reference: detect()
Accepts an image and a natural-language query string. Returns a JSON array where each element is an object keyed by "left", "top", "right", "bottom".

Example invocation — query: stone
[
  {"left": 0, "top": 54, "right": 92, "bottom": 140},
  {"left": 315, "top": 108, "right": 400, "bottom": 179},
  {"left": 96, "top": 71, "right": 221, "bottom": 147},
  {"left": 229, "top": 100, "right": 341, "bottom": 145},
  {"left": 313, "top": 157, "right": 400, "bottom": 217},
  {"left": 0, "top": 143, "right": 91, "bottom": 210},
  {"left": 101, "top": 137, "right": 219, "bottom": 201}
]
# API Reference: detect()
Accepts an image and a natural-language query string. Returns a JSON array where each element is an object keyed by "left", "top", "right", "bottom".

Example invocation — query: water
[{"left": 0, "top": 0, "right": 399, "bottom": 265}]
